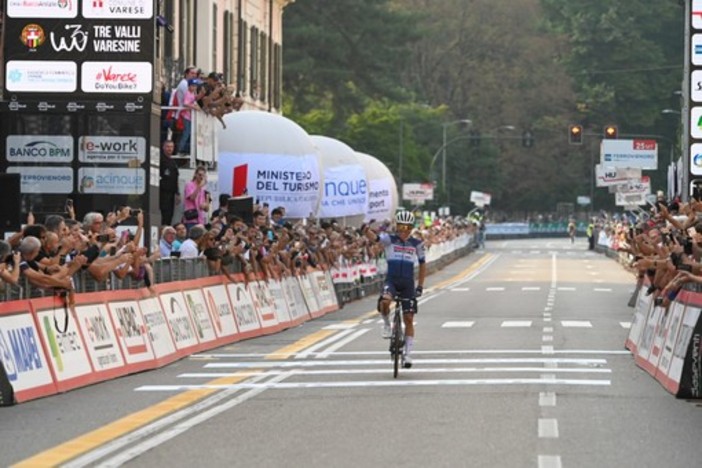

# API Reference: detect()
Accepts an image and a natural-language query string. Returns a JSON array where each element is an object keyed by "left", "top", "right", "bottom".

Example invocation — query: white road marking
[
  {"left": 544, "top": 307, "right": 552, "bottom": 312},
  {"left": 561, "top": 320, "right": 593, "bottom": 328},
  {"left": 323, "top": 323, "right": 357, "bottom": 330},
  {"left": 541, "top": 374, "right": 556, "bottom": 381},
  {"left": 594, "top": 288, "right": 612, "bottom": 292},
  {"left": 486, "top": 287, "right": 505, "bottom": 291},
  {"left": 195, "top": 349, "right": 629, "bottom": 358},
  {"left": 136, "top": 378, "right": 611, "bottom": 392},
  {"left": 539, "top": 392, "right": 557, "bottom": 407},
  {"left": 542, "top": 335, "right": 553, "bottom": 342},
  {"left": 543, "top": 327, "right": 553, "bottom": 333},
  {"left": 205, "top": 357, "right": 608, "bottom": 368},
  {"left": 450, "top": 287, "right": 471, "bottom": 292},
  {"left": 544, "top": 317, "right": 552, "bottom": 322},
  {"left": 501, "top": 320, "right": 532, "bottom": 327},
  {"left": 521, "top": 286, "right": 541, "bottom": 291},
  {"left": 64, "top": 372, "right": 284, "bottom": 468},
  {"left": 317, "top": 329, "right": 369, "bottom": 359},
  {"left": 544, "top": 361, "right": 558, "bottom": 369},
  {"left": 557, "top": 287, "right": 575, "bottom": 291},
  {"left": 442, "top": 321, "right": 475, "bottom": 328},
  {"left": 295, "top": 328, "right": 358, "bottom": 359},
  {"left": 539, "top": 419, "right": 559, "bottom": 438},
  {"left": 620, "top": 322, "right": 632, "bottom": 329},
  {"left": 541, "top": 346, "right": 554, "bottom": 354},
  {"left": 538, "top": 455, "right": 562, "bottom": 468},
  {"left": 178, "top": 367, "right": 612, "bottom": 379}
]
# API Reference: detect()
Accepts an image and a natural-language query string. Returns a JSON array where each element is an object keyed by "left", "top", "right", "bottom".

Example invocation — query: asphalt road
[{"left": 2, "top": 237, "right": 702, "bottom": 468}]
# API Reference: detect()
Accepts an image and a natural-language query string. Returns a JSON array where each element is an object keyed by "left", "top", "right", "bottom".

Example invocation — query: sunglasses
[{"left": 397, "top": 225, "right": 412, "bottom": 232}]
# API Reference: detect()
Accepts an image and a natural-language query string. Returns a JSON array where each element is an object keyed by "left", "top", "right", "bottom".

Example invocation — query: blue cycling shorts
[{"left": 381, "top": 276, "right": 417, "bottom": 314}]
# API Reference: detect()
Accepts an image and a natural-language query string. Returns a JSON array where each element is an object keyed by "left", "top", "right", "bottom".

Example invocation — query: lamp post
[{"left": 441, "top": 119, "right": 472, "bottom": 200}]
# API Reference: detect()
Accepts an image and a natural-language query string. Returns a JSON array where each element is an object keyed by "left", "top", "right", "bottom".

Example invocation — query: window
[
  {"left": 212, "top": 4, "right": 218, "bottom": 70},
  {"left": 237, "top": 19, "right": 247, "bottom": 93},
  {"left": 250, "top": 26, "right": 258, "bottom": 98},
  {"left": 259, "top": 31, "right": 267, "bottom": 103},
  {"left": 273, "top": 43, "right": 282, "bottom": 109}
]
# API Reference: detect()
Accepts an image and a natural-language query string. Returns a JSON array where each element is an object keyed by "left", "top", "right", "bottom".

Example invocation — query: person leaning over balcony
[
  {"left": 18, "top": 236, "right": 82, "bottom": 292},
  {"left": 176, "top": 78, "right": 202, "bottom": 155}
]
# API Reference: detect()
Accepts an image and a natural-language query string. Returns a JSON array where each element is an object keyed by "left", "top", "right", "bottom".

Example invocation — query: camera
[
  {"left": 96, "top": 234, "right": 110, "bottom": 243},
  {"left": 130, "top": 208, "right": 142, "bottom": 216},
  {"left": 654, "top": 297, "right": 663, "bottom": 306}
]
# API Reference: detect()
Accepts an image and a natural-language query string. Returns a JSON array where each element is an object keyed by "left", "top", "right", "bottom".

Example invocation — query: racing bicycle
[{"left": 390, "top": 294, "right": 416, "bottom": 378}]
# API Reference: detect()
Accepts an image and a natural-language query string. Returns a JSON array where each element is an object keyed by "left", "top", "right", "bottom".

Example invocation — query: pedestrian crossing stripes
[
  {"left": 447, "top": 286, "right": 620, "bottom": 293},
  {"left": 438, "top": 320, "right": 620, "bottom": 329}
]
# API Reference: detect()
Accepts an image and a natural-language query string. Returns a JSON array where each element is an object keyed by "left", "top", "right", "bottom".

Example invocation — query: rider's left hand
[{"left": 415, "top": 285, "right": 423, "bottom": 298}]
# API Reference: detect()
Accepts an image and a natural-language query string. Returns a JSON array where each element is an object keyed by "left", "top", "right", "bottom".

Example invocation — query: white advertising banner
[
  {"left": 202, "top": 285, "right": 239, "bottom": 339},
  {"left": 138, "top": 297, "right": 177, "bottom": 360},
  {"left": 600, "top": 139, "right": 658, "bottom": 169},
  {"left": 159, "top": 292, "right": 199, "bottom": 350},
  {"left": 7, "top": 166, "right": 73, "bottom": 194},
  {"left": 74, "top": 304, "right": 125, "bottom": 372},
  {"left": 6, "top": 135, "right": 74, "bottom": 163},
  {"left": 226, "top": 283, "right": 261, "bottom": 334},
  {"left": 81, "top": 61, "right": 153, "bottom": 94},
  {"left": 35, "top": 308, "right": 92, "bottom": 382},
  {"left": 193, "top": 112, "right": 217, "bottom": 163},
  {"left": 470, "top": 191, "right": 492, "bottom": 207},
  {"left": 402, "top": 183, "right": 434, "bottom": 202},
  {"left": 282, "top": 277, "right": 309, "bottom": 322},
  {"left": 669, "top": 307, "right": 701, "bottom": 385},
  {"left": 218, "top": 153, "right": 321, "bottom": 218},
  {"left": 5, "top": 60, "right": 77, "bottom": 92},
  {"left": 0, "top": 314, "right": 54, "bottom": 393},
  {"left": 365, "top": 178, "right": 395, "bottom": 222},
  {"left": 107, "top": 300, "right": 155, "bottom": 365},
  {"left": 691, "top": 143, "right": 702, "bottom": 175},
  {"left": 299, "top": 275, "right": 320, "bottom": 315},
  {"left": 248, "top": 282, "right": 279, "bottom": 329},
  {"left": 595, "top": 165, "right": 643, "bottom": 187},
  {"left": 692, "top": 107, "right": 702, "bottom": 138},
  {"left": 79, "top": 136, "right": 146, "bottom": 164},
  {"left": 615, "top": 192, "right": 647, "bottom": 207},
  {"left": 8, "top": 0, "right": 79, "bottom": 18},
  {"left": 83, "top": 0, "right": 154, "bottom": 19},
  {"left": 615, "top": 176, "right": 651, "bottom": 195},
  {"left": 267, "top": 281, "right": 292, "bottom": 325},
  {"left": 319, "top": 164, "right": 367, "bottom": 218},
  {"left": 183, "top": 289, "right": 216, "bottom": 344},
  {"left": 78, "top": 167, "right": 145, "bottom": 194},
  {"left": 695, "top": 0, "right": 702, "bottom": 29}
]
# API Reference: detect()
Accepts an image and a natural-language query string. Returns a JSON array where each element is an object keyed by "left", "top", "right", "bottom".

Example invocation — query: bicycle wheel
[{"left": 392, "top": 301, "right": 403, "bottom": 378}]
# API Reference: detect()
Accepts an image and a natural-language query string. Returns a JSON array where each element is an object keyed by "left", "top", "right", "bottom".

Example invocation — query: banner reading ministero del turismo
[
  {"left": 218, "top": 153, "right": 322, "bottom": 219},
  {"left": 3, "top": 0, "right": 155, "bottom": 102}
]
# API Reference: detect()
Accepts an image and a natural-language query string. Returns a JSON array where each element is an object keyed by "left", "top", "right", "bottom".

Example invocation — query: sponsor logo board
[
  {"left": 365, "top": 178, "right": 395, "bottom": 222},
  {"left": 600, "top": 139, "right": 658, "bottom": 170},
  {"left": 81, "top": 61, "right": 152, "bottom": 94},
  {"left": 182, "top": 289, "right": 216, "bottom": 344},
  {"left": 5, "top": 60, "right": 77, "bottom": 93},
  {"left": 79, "top": 136, "right": 146, "bottom": 164},
  {"left": 78, "top": 167, "right": 145, "bottom": 195},
  {"left": 107, "top": 300, "right": 154, "bottom": 364},
  {"left": 6, "top": 135, "right": 73, "bottom": 163},
  {"left": 225, "top": 283, "right": 260, "bottom": 333},
  {"left": 137, "top": 297, "right": 176, "bottom": 360},
  {"left": 83, "top": 0, "right": 153, "bottom": 19},
  {"left": 7, "top": 0, "right": 78, "bottom": 18},
  {"left": 320, "top": 164, "right": 367, "bottom": 218},
  {"left": 74, "top": 304, "right": 125, "bottom": 371},
  {"left": 0, "top": 314, "right": 53, "bottom": 392},
  {"left": 7, "top": 166, "right": 73, "bottom": 194},
  {"left": 203, "top": 285, "right": 238, "bottom": 338},
  {"left": 158, "top": 292, "right": 198, "bottom": 349},
  {"left": 36, "top": 308, "right": 92, "bottom": 382}
]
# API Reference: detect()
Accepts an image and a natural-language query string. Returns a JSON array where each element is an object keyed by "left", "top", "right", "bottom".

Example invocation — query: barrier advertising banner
[
  {"left": 0, "top": 309, "right": 55, "bottom": 402},
  {"left": 182, "top": 289, "right": 217, "bottom": 345},
  {"left": 282, "top": 277, "right": 309, "bottom": 325},
  {"left": 248, "top": 281, "right": 280, "bottom": 334},
  {"left": 674, "top": 306, "right": 702, "bottom": 399},
  {"left": 157, "top": 292, "right": 200, "bottom": 354},
  {"left": 138, "top": 296, "right": 177, "bottom": 364},
  {"left": 202, "top": 285, "right": 239, "bottom": 339},
  {"left": 267, "top": 281, "right": 292, "bottom": 327},
  {"left": 226, "top": 282, "right": 261, "bottom": 339},
  {"left": 73, "top": 303, "right": 126, "bottom": 378},
  {"left": 107, "top": 300, "right": 155, "bottom": 369}
]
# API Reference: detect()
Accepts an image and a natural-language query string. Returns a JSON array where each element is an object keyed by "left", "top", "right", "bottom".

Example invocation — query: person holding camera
[
  {"left": 0, "top": 241, "right": 21, "bottom": 288},
  {"left": 183, "top": 166, "right": 210, "bottom": 231}
]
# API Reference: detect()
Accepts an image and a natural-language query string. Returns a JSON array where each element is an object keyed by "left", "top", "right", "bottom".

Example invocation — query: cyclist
[
  {"left": 567, "top": 219, "right": 576, "bottom": 244},
  {"left": 364, "top": 210, "right": 426, "bottom": 368}
]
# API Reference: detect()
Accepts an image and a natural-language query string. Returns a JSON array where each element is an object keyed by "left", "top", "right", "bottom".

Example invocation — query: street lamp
[
  {"left": 442, "top": 119, "right": 472, "bottom": 196},
  {"left": 661, "top": 109, "right": 682, "bottom": 115}
]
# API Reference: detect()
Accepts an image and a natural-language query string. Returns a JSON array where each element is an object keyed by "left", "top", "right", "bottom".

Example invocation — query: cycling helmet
[{"left": 395, "top": 210, "right": 415, "bottom": 225}]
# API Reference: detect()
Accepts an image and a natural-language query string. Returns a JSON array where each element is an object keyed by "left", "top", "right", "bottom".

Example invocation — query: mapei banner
[
  {"left": 3, "top": 0, "right": 155, "bottom": 100},
  {"left": 218, "top": 153, "right": 322, "bottom": 218}
]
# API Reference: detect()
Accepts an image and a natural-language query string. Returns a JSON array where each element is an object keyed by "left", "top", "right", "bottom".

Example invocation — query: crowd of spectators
[
  {"left": 0, "top": 199, "right": 475, "bottom": 302},
  {"left": 163, "top": 66, "right": 244, "bottom": 155}
]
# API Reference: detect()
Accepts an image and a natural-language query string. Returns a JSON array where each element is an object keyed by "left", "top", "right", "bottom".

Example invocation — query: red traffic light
[
  {"left": 568, "top": 124, "right": 583, "bottom": 145},
  {"left": 604, "top": 125, "right": 618, "bottom": 139}
]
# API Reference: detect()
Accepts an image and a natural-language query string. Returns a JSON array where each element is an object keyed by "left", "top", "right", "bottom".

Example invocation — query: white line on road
[
  {"left": 323, "top": 323, "right": 357, "bottom": 330},
  {"left": 136, "top": 377, "right": 611, "bottom": 392},
  {"left": 316, "top": 329, "right": 369, "bottom": 359},
  {"left": 594, "top": 288, "right": 612, "bottom": 292},
  {"left": 522, "top": 286, "right": 541, "bottom": 291},
  {"left": 501, "top": 321, "right": 532, "bottom": 327},
  {"left": 178, "top": 367, "right": 612, "bottom": 379},
  {"left": 295, "top": 328, "right": 358, "bottom": 359},
  {"left": 542, "top": 335, "right": 553, "bottom": 342},
  {"left": 450, "top": 287, "right": 470, "bottom": 292},
  {"left": 561, "top": 320, "right": 593, "bottom": 328},
  {"left": 538, "top": 455, "right": 562, "bottom": 468},
  {"left": 194, "top": 349, "right": 629, "bottom": 358},
  {"left": 543, "top": 327, "right": 553, "bottom": 333},
  {"left": 205, "top": 357, "right": 608, "bottom": 368},
  {"left": 541, "top": 346, "right": 554, "bottom": 354},
  {"left": 557, "top": 287, "right": 576, "bottom": 291},
  {"left": 538, "top": 419, "right": 559, "bottom": 438},
  {"left": 442, "top": 321, "right": 475, "bottom": 328},
  {"left": 539, "top": 392, "right": 557, "bottom": 407},
  {"left": 486, "top": 287, "right": 506, "bottom": 291},
  {"left": 620, "top": 322, "right": 632, "bottom": 329}
]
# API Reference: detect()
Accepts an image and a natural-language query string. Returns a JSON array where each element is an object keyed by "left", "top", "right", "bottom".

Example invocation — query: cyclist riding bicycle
[
  {"left": 567, "top": 219, "right": 576, "bottom": 244},
  {"left": 364, "top": 210, "right": 426, "bottom": 368}
]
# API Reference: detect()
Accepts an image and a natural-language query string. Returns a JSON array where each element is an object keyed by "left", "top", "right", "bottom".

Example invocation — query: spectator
[
  {"left": 271, "top": 207, "right": 285, "bottom": 226},
  {"left": 18, "top": 236, "right": 78, "bottom": 291},
  {"left": 174, "top": 222, "right": 188, "bottom": 245},
  {"left": 212, "top": 193, "right": 230, "bottom": 220},
  {"left": 182, "top": 166, "right": 210, "bottom": 230},
  {"left": 179, "top": 224, "right": 206, "bottom": 259},
  {"left": 176, "top": 78, "right": 201, "bottom": 155},
  {"left": 0, "top": 241, "right": 21, "bottom": 286},
  {"left": 159, "top": 140, "right": 180, "bottom": 225},
  {"left": 159, "top": 226, "right": 179, "bottom": 257}
]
